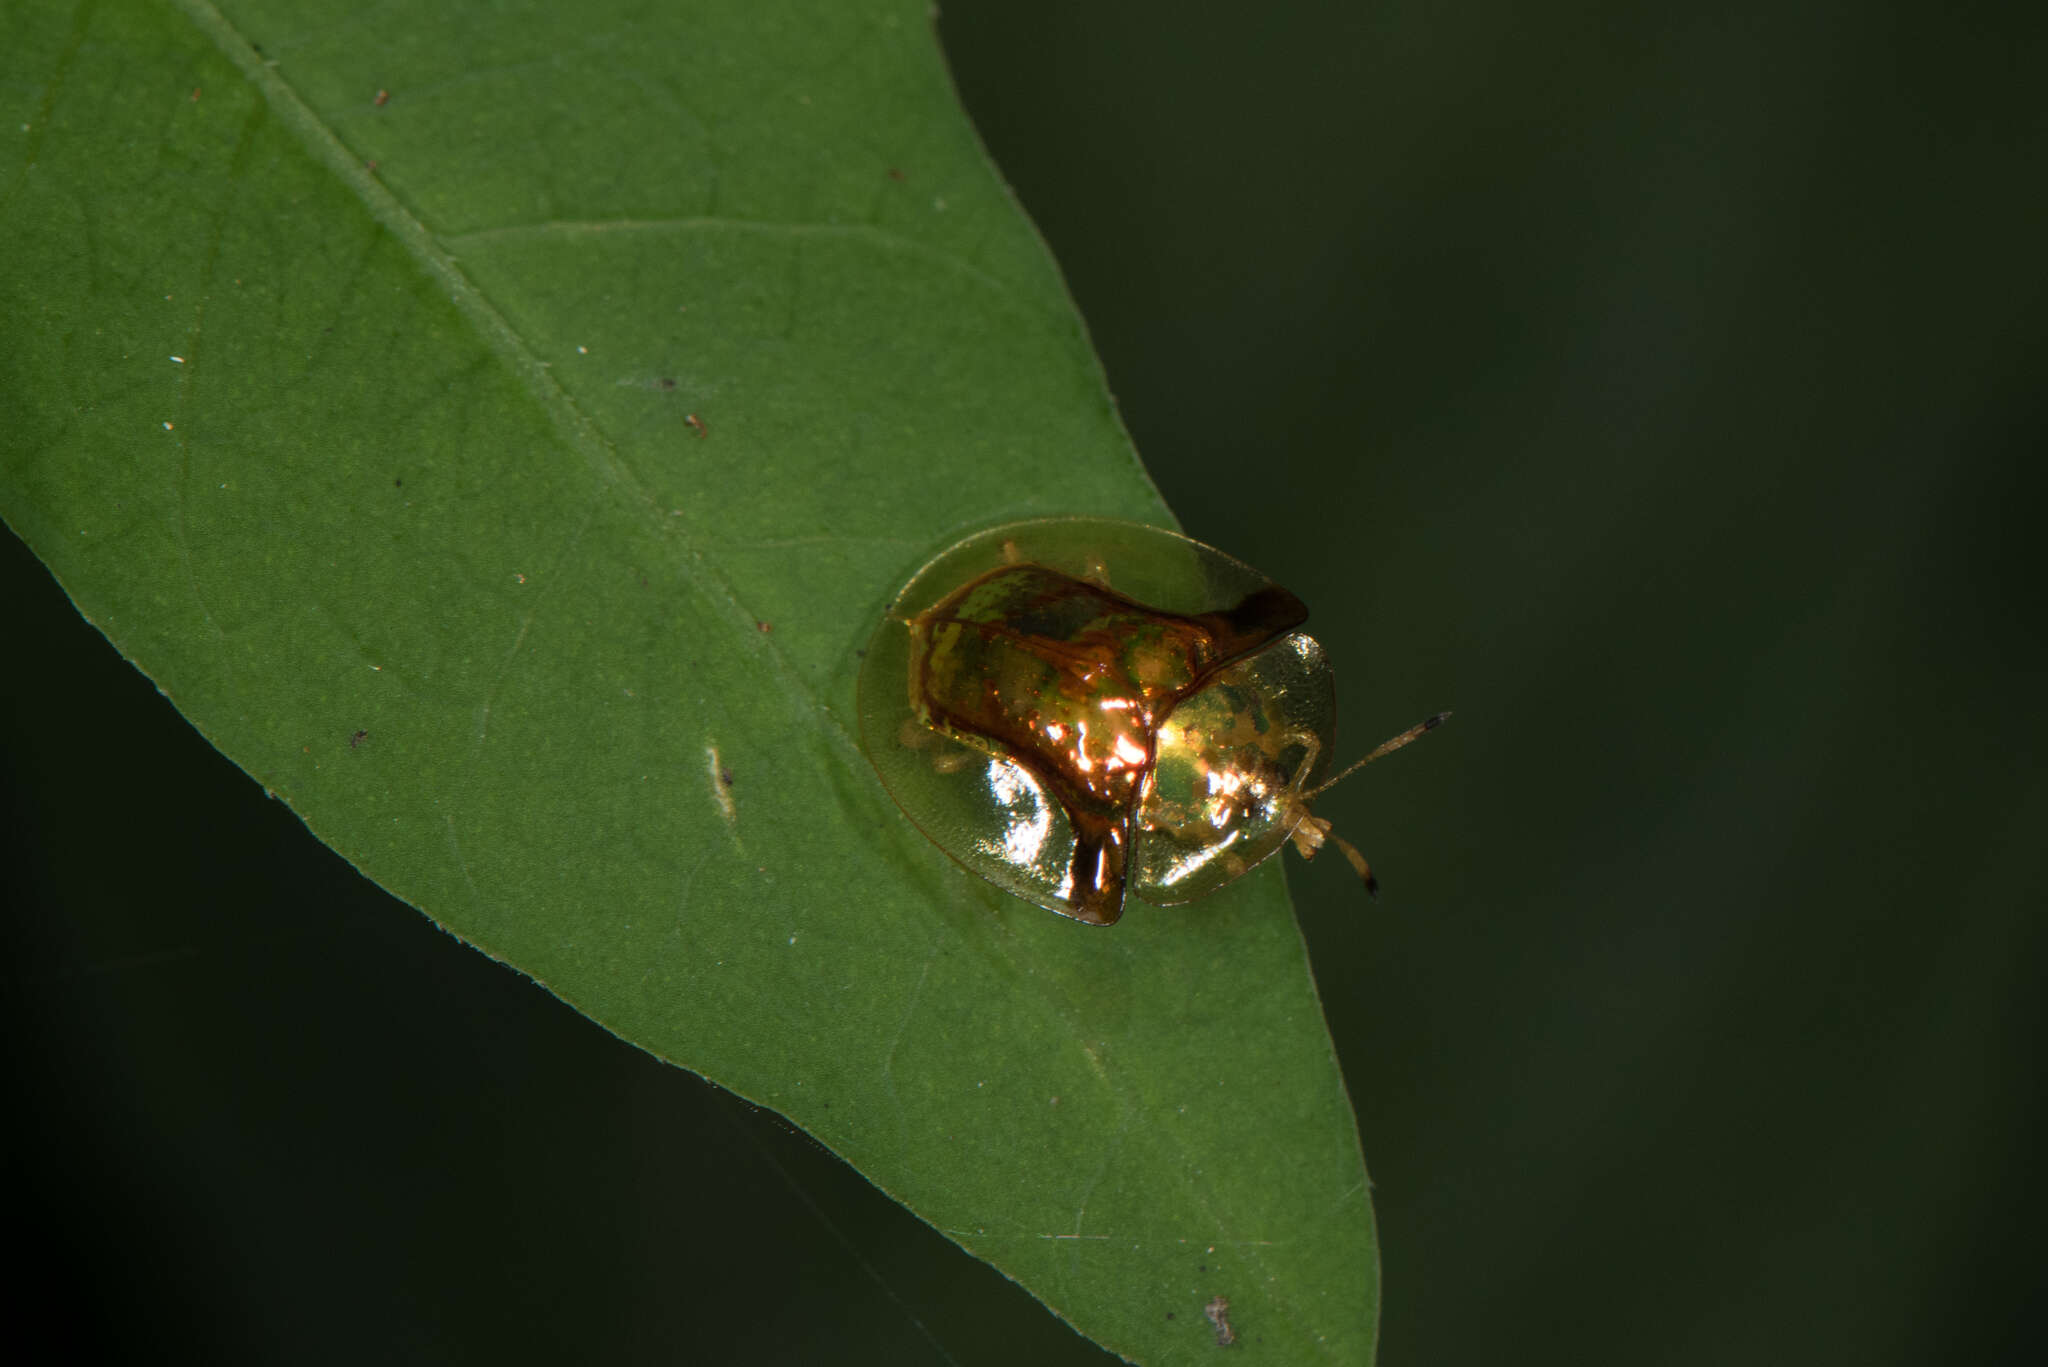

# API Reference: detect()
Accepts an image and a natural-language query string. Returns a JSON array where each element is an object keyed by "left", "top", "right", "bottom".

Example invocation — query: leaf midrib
[{"left": 170, "top": 0, "right": 857, "bottom": 757}]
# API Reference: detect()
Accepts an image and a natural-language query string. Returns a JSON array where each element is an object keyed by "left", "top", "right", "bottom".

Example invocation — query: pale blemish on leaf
[{"left": 706, "top": 742, "right": 738, "bottom": 837}]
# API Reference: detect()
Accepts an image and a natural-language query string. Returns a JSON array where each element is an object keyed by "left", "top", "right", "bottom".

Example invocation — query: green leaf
[{"left": 0, "top": 1, "right": 1376, "bottom": 1360}]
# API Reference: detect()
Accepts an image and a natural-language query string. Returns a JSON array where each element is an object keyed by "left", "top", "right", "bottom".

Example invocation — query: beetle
[{"left": 856, "top": 517, "right": 1445, "bottom": 925}]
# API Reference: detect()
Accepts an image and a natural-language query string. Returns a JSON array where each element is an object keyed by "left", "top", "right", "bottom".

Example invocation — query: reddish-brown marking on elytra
[{"left": 909, "top": 564, "right": 1304, "bottom": 925}]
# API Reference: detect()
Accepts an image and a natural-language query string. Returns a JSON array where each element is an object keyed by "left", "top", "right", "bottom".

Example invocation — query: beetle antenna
[
  {"left": 1327, "top": 829, "right": 1379, "bottom": 898},
  {"left": 1304, "top": 711, "right": 1451, "bottom": 800}
]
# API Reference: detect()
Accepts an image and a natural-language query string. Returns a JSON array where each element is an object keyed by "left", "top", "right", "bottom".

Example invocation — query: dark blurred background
[{"left": 5, "top": 1, "right": 2042, "bottom": 1363}]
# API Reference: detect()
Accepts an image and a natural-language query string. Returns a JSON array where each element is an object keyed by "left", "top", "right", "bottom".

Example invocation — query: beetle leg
[{"left": 1289, "top": 813, "right": 1330, "bottom": 858}]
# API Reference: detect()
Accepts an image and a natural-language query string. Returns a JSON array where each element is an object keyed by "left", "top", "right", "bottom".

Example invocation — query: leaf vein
[{"left": 437, "top": 216, "right": 1042, "bottom": 317}]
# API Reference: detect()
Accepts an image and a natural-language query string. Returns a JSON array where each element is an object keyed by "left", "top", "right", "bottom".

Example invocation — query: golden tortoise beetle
[{"left": 855, "top": 517, "right": 1447, "bottom": 926}]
